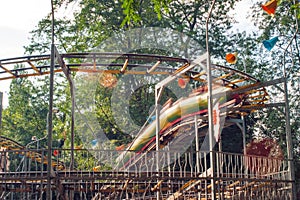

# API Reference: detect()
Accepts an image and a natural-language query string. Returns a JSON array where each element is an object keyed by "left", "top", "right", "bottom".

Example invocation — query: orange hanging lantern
[
  {"left": 225, "top": 52, "right": 238, "bottom": 64},
  {"left": 178, "top": 77, "right": 189, "bottom": 89},
  {"left": 261, "top": 0, "right": 278, "bottom": 17},
  {"left": 99, "top": 72, "right": 118, "bottom": 88}
]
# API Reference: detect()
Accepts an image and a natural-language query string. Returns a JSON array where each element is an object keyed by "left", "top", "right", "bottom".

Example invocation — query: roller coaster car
[{"left": 116, "top": 84, "right": 244, "bottom": 170}]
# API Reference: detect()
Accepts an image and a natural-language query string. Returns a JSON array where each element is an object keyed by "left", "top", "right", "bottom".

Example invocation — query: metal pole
[
  {"left": 155, "top": 88, "right": 161, "bottom": 200},
  {"left": 47, "top": 0, "right": 55, "bottom": 199},
  {"left": 195, "top": 115, "right": 200, "bottom": 173},
  {"left": 241, "top": 115, "right": 247, "bottom": 155},
  {"left": 0, "top": 92, "right": 2, "bottom": 131},
  {"left": 282, "top": 1, "right": 298, "bottom": 195},
  {"left": 47, "top": 45, "right": 55, "bottom": 200},
  {"left": 54, "top": 47, "right": 75, "bottom": 170},
  {"left": 70, "top": 83, "right": 75, "bottom": 170},
  {"left": 194, "top": 115, "right": 201, "bottom": 200},
  {"left": 283, "top": 75, "right": 296, "bottom": 200},
  {"left": 205, "top": 1, "right": 217, "bottom": 199}
]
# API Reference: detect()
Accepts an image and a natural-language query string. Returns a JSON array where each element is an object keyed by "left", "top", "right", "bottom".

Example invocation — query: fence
[{"left": 0, "top": 148, "right": 293, "bottom": 199}]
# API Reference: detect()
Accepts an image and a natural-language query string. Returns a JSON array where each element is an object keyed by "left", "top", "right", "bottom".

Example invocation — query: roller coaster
[{"left": 0, "top": 52, "right": 294, "bottom": 199}]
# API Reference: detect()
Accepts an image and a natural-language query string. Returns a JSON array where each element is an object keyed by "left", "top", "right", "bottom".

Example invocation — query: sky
[
  {"left": 0, "top": 0, "right": 256, "bottom": 108},
  {"left": 0, "top": 1, "right": 50, "bottom": 58},
  {"left": 0, "top": 0, "right": 50, "bottom": 107}
]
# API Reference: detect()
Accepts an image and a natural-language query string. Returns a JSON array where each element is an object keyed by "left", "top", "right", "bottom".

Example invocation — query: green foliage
[
  {"left": 0, "top": 1, "right": 240, "bottom": 173},
  {"left": 2, "top": 76, "right": 48, "bottom": 146},
  {"left": 6, "top": 0, "right": 300, "bottom": 171},
  {"left": 248, "top": 0, "right": 300, "bottom": 160},
  {"left": 121, "top": 0, "right": 171, "bottom": 25},
  {"left": 2, "top": 72, "right": 73, "bottom": 149}
]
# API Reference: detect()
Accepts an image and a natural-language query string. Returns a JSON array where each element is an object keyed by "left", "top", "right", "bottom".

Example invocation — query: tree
[
  {"left": 19, "top": 0, "right": 245, "bottom": 149},
  {"left": 227, "top": 2, "right": 300, "bottom": 192},
  {"left": 1, "top": 66, "right": 75, "bottom": 148},
  {"left": 247, "top": 0, "right": 300, "bottom": 159}
]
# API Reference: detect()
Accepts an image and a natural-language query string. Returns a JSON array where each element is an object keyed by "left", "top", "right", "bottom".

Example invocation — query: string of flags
[
  {"left": 262, "top": 36, "right": 279, "bottom": 51},
  {"left": 261, "top": 0, "right": 278, "bottom": 17},
  {"left": 261, "top": 0, "right": 280, "bottom": 51},
  {"left": 225, "top": 0, "right": 281, "bottom": 64}
]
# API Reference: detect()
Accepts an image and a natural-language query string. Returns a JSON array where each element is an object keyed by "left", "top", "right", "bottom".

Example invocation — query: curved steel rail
[
  {"left": 0, "top": 52, "right": 267, "bottom": 106},
  {"left": 0, "top": 53, "right": 286, "bottom": 199},
  {"left": 0, "top": 136, "right": 65, "bottom": 170},
  {"left": 0, "top": 52, "right": 256, "bottom": 81},
  {"left": 0, "top": 52, "right": 270, "bottom": 170}
]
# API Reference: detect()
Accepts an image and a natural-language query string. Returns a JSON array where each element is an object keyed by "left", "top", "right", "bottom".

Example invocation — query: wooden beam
[
  {"left": 0, "top": 65, "right": 17, "bottom": 77},
  {"left": 230, "top": 78, "right": 285, "bottom": 95},
  {"left": 156, "top": 53, "right": 207, "bottom": 90},
  {"left": 191, "top": 71, "right": 206, "bottom": 79},
  {"left": 147, "top": 60, "right": 161, "bottom": 73},
  {"left": 0, "top": 68, "right": 172, "bottom": 81},
  {"left": 151, "top": 180, "right": 163, "bottom": 192},
  {"left": 120, "top": 59, "right": 129, "bottom": 73},
  {"left": 213, "top": 72, "right": 234, "bottom": 81},
  {"left": 74, "top": 68, "right": 171, "bottom": 75},
  {"left": 27, "top": 61, "right": 42, "bottom": 74}
]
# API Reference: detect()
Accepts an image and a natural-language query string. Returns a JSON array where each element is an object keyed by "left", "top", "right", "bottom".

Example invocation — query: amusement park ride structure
[
  {"left": 0, "top": 0, "right": 298, "bottom": 199},
  {"left": 0, "top": 51, "right": 296, "bottom": 199}
]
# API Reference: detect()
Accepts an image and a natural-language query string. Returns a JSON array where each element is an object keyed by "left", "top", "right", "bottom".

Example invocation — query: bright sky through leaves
[{"left": 0, "top": 0, "right": 256, "bottom": 108}]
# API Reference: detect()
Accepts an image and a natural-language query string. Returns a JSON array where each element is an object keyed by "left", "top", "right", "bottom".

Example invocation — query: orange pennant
[{"left": 262, "top": 0, "right": 277, "bottom": 17}]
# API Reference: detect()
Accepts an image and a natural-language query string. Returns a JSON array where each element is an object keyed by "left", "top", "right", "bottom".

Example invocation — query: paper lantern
[
  {"left": 262, "top": 36, "right": 279, "bottom": 51},
  {"left": 225, "top": 52, "right": 238, "bottom": 64},
  {"left": 178, "top": 77, "right": 189, "bottom": 88},
  {"left": 99, "top": 72, "right": 118, "bottom": 88},
  {"left": 261, "top": 0, "right": 278, "bottom": 17},
  {"left": 53, "top": 150, "right": 59, "bottom": 156}
]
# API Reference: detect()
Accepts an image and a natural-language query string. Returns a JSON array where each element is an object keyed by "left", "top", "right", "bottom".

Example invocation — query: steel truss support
[
  {"left": 54, "top": 47, "right": 75, "bottom": 171},
  {"left": 228, "top": 74, "right": 296, "bottom": 199},
  {"left": 206, "top": 0, "right": 217, "bottom": 199}
]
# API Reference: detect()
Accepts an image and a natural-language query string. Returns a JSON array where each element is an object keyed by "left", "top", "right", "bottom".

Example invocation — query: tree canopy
[{"left": 1, "top": 0, "right": 299, "bottom": 165}]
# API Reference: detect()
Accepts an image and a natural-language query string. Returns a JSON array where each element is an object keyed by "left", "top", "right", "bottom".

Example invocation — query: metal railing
[{"left": 0, "top": 148, "right": 293, "bottom": 199}]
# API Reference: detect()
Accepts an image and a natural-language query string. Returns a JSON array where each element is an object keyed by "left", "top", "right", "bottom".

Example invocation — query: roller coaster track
[
  {"left": 0, "top": 53, "right": 288, "bottom": 199},
  {"left": 0, "top": 52, "right": 274, "bottom": 111},
  {"left": 0, "top": 136, "right": 65, "bottom": 170}
]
